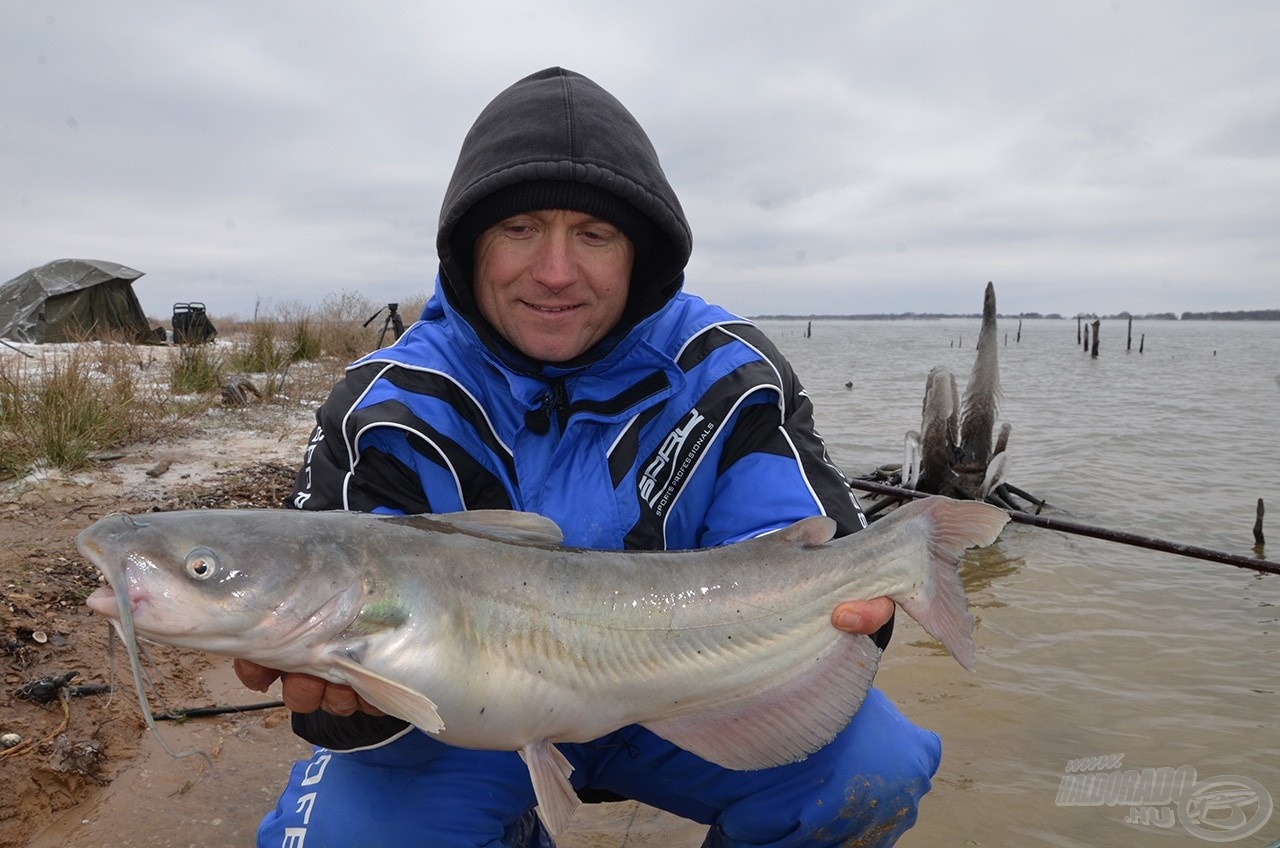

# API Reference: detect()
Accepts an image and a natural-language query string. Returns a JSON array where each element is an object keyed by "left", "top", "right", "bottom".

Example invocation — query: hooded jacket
[
  {"left": 285, "top": 68, "right": 871, "bottom": 749},
  {"left": 437, "top": 67, "right": 691, "bottom": 346}
]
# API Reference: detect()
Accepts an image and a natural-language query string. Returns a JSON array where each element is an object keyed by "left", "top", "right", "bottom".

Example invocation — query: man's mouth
[{"left": 525, "top": 302, "right": 580, "bottom": 314}]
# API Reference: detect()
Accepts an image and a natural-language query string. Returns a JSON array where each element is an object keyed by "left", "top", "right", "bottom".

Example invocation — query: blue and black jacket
[
  {"left": 292, "top": 285, "right": 866, "bottom": 550},
  {"left": 285, "top": 68, "right": 873, "bottom": 749}
]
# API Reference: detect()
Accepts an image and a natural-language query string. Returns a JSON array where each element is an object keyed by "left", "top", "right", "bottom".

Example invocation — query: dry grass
[
  {"left": 217, "top": 290, "right": 426, "bottom": 364},
  {"left": 1, "top": 291, "right": 426, "bottom": 481},
  {"left": 1, "top": 343, "right": 186, "bottom": 478},
  {"left": 170, "top": 342, "right": 225, "bottom": 394},
  {"left": 1, "top": 292, "right": 427, "bottom": 481}
]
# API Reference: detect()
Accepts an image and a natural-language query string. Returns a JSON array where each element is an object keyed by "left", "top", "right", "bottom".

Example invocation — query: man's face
[{"left": 473, "top": 209, "right": 634, "bottom": 363}]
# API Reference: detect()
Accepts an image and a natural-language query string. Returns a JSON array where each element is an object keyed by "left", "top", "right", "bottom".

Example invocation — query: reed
[
  {"left": 171, "top": 342, "right": 224, "bottom": 394},
  {"left": 2, "top": 343, "right": 198, "bottom": 479}
]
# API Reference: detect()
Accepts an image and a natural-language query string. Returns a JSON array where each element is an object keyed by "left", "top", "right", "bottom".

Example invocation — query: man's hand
[
  {"left": 233, "top": 658, "right": 384, "bottom": 717},
  {"left": 831, "top": 597, "right": 894, "bottom": 635}
]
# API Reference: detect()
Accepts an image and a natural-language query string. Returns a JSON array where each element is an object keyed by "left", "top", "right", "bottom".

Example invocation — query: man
[{"left": 238, "top": 67, "right": 939, "bottom": 847}]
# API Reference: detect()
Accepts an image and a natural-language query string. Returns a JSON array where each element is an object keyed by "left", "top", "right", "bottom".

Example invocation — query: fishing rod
[
  {"left": 848, "top": 478, "right": 1280, "bottom": 578},
  {"left": 154, "top": 700, "right": 286, "bottom": 721}
]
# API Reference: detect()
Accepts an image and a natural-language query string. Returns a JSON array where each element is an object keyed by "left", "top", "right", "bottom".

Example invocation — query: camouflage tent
[{"left": 0, "top": 259, "right": 153, "bottom": 344}]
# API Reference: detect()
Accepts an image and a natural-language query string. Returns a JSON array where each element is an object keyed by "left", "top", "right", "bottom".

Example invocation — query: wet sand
[{"left": 28, "top": 663, "right": 709, "bottom": 847}]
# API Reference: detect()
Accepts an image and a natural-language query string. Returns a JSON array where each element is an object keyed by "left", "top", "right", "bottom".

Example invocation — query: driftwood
[
  {"left": 862, "top": 281, "right": 1046, "bottom": 516},
  {"left": 220, "top": 375, "right": 263, "bottom": 406},
  {"left": 850, "top": 478, "right": 1280, "bottom": 577},
  {"left": 853, "top": 290, "right": 1271, "bottom": 563}
]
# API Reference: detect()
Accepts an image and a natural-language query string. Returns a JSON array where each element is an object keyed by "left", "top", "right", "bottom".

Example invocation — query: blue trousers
[{"left": 257, "top": 689, "right": 939, "bottom": 848}]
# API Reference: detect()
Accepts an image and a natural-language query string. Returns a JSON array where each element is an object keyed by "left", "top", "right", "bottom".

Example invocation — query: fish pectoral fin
[
  {"left": 330, "top": 657, "right": 444, "bottom": 734},
  {"left": 519, "top": 741, "right": 578, "bottom": 836},
  {"left": 642, "top": 633, "right": 881, "bottom": 771},
  {"left": 382, "top": 510, "right": 565, "bottom": 546}
]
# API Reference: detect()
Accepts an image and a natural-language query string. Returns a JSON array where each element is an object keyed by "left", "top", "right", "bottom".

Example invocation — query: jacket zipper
[{"left": 525, "top": 377, "right": 570, "bottom": 435}]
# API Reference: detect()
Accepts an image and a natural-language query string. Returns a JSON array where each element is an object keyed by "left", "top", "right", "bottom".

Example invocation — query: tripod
[{"left": 363, "top": 303, "right": 405, "bottom": 348}]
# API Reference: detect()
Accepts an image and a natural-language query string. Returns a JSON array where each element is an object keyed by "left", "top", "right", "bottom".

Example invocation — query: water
[{"left": 758, "top": 318, "right": 1280, "bottom": 846}]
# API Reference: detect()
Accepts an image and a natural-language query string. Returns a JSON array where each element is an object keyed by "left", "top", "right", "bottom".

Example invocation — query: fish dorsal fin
[
  {"left": 641, "top": 631, "right": 881, "bottom": 770},
  {"left": 772, "top": 515, "right": 837, "bottom": 548},
  {"left": 383, "top": 510, "right": 565, "bottom": 546},
  {"left": 331, "top": 656, "right": 445, "bottom": 734}
]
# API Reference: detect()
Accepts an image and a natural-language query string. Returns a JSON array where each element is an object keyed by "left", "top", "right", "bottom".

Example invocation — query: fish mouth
[
  {"left": 77, "top": 515, "right": 156, "bottom": 625},
  {"left": 86, "top": 583, "right": 150, "bottom": 620},
  {"left": 85, "top": 585, "right": 118, "bottom": 617}
]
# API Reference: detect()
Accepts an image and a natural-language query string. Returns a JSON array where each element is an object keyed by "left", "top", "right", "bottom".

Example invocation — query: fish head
[{"left": 77, "top": 510, "right": 364, "bottom": 657}]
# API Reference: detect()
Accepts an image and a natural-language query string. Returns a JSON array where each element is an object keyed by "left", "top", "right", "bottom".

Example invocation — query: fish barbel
[{"left": 77, "top": 495, "right": 1007, "bottom": 834}]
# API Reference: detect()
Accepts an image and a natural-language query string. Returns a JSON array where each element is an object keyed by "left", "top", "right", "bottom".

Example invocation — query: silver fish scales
[{"left": 78, "top": 496, "right": 1007, "bottom": 834}]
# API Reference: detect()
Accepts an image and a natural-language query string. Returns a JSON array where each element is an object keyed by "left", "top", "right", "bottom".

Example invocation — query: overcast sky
[{"left": 3, "top": 1, "right": 1278, "bottom": 320}]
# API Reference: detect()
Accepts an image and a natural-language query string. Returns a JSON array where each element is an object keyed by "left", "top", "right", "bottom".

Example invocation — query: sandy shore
[{"left": 1, "top": 385, "right": 705, "bottom": 846}]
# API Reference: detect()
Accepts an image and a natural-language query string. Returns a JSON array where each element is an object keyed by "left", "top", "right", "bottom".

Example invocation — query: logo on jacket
[{"left": 638, "top": 409, "right": 716, "bottom": 515}]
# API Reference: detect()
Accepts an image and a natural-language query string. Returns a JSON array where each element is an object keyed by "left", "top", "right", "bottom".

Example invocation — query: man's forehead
[{"left": 493, "top": 209, "right": 625, "bottom": 228}]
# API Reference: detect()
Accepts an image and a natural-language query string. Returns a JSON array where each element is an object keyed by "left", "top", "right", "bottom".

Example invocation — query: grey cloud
[{"left": 2, "top": 1, "right": 1277, "bottom": 320}]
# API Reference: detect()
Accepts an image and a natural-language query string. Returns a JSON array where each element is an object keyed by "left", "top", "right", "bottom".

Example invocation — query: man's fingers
[
  {"left": 233, "top": 658, "right": 281, "bottom": 692},
  {"left": 831, "top": 597, "right": 895, "bottom": 635},
  {"left": 239, "top": 661, "right": 386, "bottom": 717},
  {"left": 321, "top": 686, "right": 360, "bottom": 716},
  {"left": 280, "top": 673, "right": 330, "bottom": 714},
  {"left": 356, "top": 696, "right": 386, "bottom": 717}
]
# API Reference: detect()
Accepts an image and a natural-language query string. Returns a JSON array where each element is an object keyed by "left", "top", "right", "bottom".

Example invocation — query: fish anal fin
[
  {"left": 331, "top": 656, "right": 444, "bottom": 734},
  {"left": 520, "top": 741, "right": 578, "bottom": 836},
  {"left": 383, "top": 510, "right": 564, "bottom": 546},
  {"left": 642, "top": 633, "right": 880, "bottom": 771}
]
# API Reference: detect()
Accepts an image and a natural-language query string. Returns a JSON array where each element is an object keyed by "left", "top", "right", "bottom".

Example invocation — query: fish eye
[{"left": 184, "top": 547, "right": 220, "bottom": 581}]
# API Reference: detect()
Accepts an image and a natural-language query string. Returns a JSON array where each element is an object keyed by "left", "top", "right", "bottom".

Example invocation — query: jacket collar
[{"left": 425, "top": 277, "right": 683, "bottom": 424}]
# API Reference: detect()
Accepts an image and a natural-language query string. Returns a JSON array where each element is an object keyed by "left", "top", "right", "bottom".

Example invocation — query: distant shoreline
[{"left": 750, "top": 309, "right": 1280, "bottom": 322}]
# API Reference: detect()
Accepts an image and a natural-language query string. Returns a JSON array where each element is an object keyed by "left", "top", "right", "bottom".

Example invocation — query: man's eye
[{"left": 501, "top": 227, "right": 537, "bottom": 241}]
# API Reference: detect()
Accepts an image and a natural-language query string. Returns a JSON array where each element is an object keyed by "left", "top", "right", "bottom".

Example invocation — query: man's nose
[{"left": 529, "top": 232, "right": 576, "bottom": 291}]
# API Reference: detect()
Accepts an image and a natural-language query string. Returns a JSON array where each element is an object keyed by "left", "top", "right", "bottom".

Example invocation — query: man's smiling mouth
[{"left": 525, "top": 302, "right": 580, "bottom": 313}]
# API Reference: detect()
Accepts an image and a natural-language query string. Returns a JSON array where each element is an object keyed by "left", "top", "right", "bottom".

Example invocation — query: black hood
[{"left": 436, "top": 67, "right": 692, "bottom": 356}]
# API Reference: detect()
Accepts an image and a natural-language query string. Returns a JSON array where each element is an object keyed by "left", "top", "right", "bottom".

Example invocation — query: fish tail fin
[{"left": 893, "top": 497, "right": 1008, "bottom": 671}]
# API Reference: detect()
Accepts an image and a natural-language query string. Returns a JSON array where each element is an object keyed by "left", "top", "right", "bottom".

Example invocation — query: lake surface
[{"left": 757, "top": 317, "right": 1280, "bottom": 846}]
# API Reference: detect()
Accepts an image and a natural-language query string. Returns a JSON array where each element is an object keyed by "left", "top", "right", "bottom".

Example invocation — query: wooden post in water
[
  {"left": 1077, "top": 315, "right": 1082, "bottom": 345},
  {"left": 1082, "top": 324, "right": 1089, "bottom": 352},
  {"left": 1091, "top": 320, "right": 1100, "bottom": 358},
  {"left": 1017, "top": 318, "right": 1022, "bottom": 343},
  {"left": 1140, "top": 333, "right": 1145, "bottom": 354},
  {"left": 1255, "top": 498, "right": 1266, "bottom": 551},
  {"left": 1127, "top": 317, "right": 1133, "bottom": 352}
]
